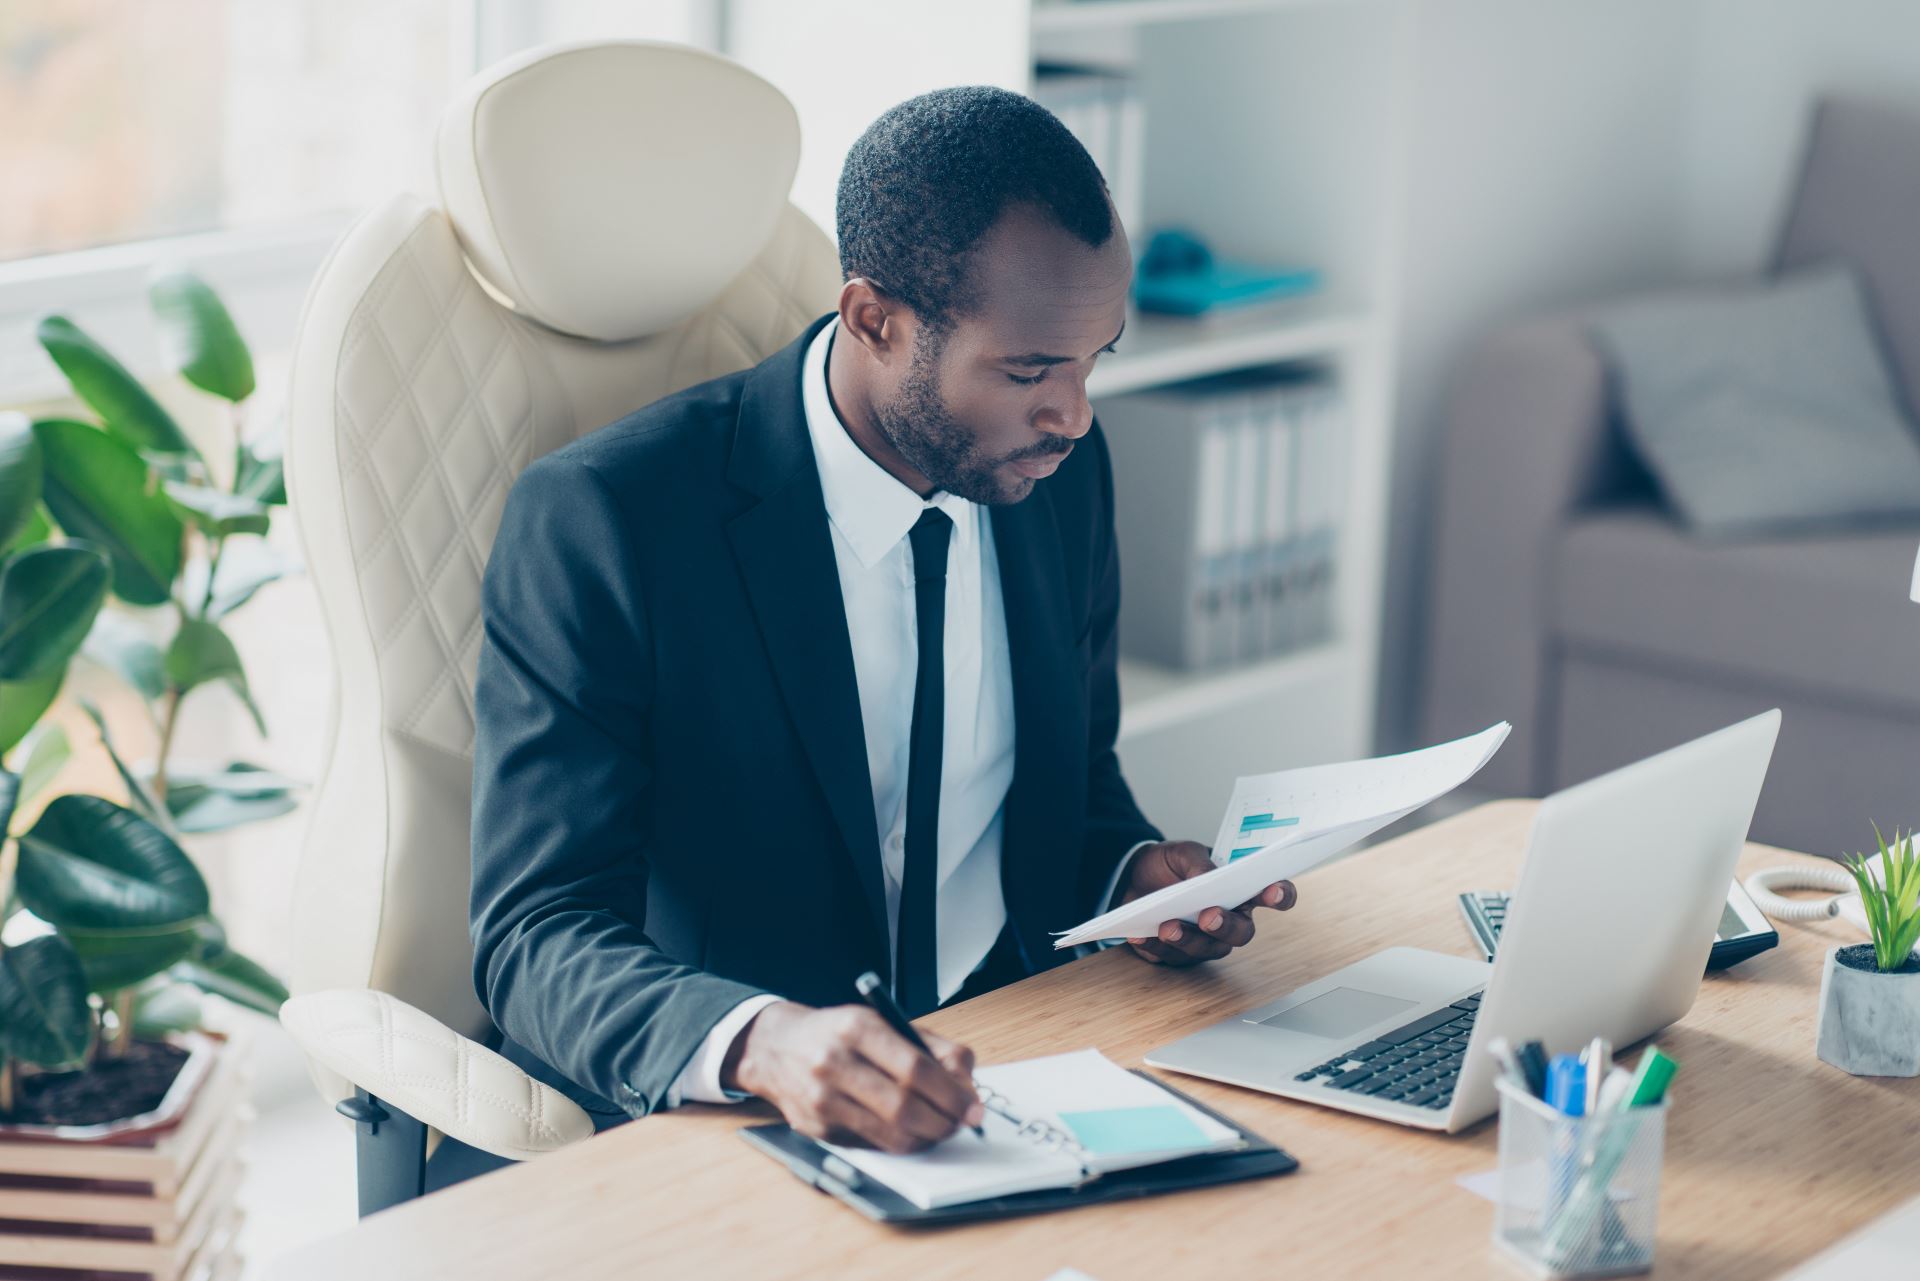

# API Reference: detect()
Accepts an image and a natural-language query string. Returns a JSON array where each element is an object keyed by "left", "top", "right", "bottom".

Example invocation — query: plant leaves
[
  {"left": 32, "top": 419, "right": 183, "bottom": 607},
  {"left": 163, "top": 482, "right": 269, "bottom": 538},
  {"left": 64, "top": 922, "right": 202, "bottom": 992},
  {"left": 0, "top": 544, "right": 112, "bottom": 681},
  {"left": 0, "top": 664, "right": 64, "bottom": 759},
  {"left": 75, "top": 700, "right": 173, "bottom": 831},
  {"left": 0, "top": 934, "right": 93, "bottom": 1067},
  {"left": 16, "top": 794, "right": 209, "bottom": 929},
  {"left": 132, "top": 977, "right": 204, "bottom": 1038},
  {"left": 1, "top": 505, "right": 52, "bottom": 558},
  {"left": 80, "top": 609, "right": 166, "bottom": 705},
  {"left": 154, "top": 761, "right": 300, "bottom": 834},
  {"left": 148, "top": 268, "right": 255, "bottom": 403},
  {"left": 36, "top": 315, "right": 200, "bottom": 458},
  {"left": 0, "top": 412, "right": 43, "bottom": 552},
  {"left": 165, "top": 619, "right": 265, "bottom": 735},
  {"left": 179, "top": 539, "right": 296, "bottom": 620},
  {"left": 0, "top": 768, "right": 16, "bottom": 841},
  {"left": 14, "top": 723, "right": 69, "bottom": 811},
  {"left": 172, "top": 947, "right": 287, "bottom": 1016},
  {"left": 234, "top": 420, "right": 285, "bottom": 506}
]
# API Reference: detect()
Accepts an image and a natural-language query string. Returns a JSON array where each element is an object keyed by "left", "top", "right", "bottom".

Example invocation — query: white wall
[{"left": 1376, "top": 0, "right": 1700, "bottom": 752}]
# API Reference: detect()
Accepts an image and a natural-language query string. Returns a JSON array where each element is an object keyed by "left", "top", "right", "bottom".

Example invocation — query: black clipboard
[{"left": 738, "top": 1070, "right": 1298, "bottom": 1226}]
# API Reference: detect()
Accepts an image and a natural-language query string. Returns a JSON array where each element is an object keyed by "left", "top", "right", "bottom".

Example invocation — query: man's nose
[{"left": 1036, "top": 372, "right": 1095, "bottom": 440}]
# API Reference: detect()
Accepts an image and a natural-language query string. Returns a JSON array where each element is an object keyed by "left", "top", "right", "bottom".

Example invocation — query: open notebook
[{"left": 814, "top": 1049, "right": 1246, "bottom": 1210}]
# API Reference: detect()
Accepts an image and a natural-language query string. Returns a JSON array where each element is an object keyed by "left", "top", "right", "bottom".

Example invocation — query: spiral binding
[{"left": 971, "top": 1077, "right": 1094, "bottom": 1178}]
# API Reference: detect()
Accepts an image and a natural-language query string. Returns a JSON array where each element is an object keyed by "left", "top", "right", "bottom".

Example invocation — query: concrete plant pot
[{"left": 1816, "top": 944, "right": 1920, "bottom": 1077}]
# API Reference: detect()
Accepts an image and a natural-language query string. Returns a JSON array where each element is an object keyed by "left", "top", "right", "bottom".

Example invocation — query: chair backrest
[
  {"left": 1775, "top": 95, "right": 1920, "bottom": 418},
  {"left": 284, "top": 40, "right": 840, "bottom": 1096}
]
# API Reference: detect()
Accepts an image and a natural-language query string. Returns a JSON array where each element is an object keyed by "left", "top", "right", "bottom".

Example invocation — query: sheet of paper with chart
[{"left": 1053, "top": 722, "right": 1511, "bottom": 948}]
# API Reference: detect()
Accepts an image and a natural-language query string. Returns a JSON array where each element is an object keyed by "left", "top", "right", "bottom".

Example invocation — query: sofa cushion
[
  {"left": 1587, "top": 265, "right": 1920, "bottom": 536},
  {"left": 1777, "top": 97, "right": 1920, "bottom": 418},
  {"left": 1552, "top": 504, "right": 1920, "bottom": 715}
]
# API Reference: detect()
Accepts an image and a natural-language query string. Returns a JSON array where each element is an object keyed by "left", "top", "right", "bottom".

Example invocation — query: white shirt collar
[{"left": 801, "top": 317, "right": 975, "bottom": 570}]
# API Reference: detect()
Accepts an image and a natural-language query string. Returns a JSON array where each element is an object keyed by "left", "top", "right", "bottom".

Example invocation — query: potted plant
[
  {"left": 1815, "top": 826, "right": 1920, "bottom": 1077},
  {"left": 0, "top": 269, "right": 295, "bottom": 1279}
]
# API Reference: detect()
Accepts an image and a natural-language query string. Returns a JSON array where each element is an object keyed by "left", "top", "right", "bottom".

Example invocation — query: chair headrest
[{"left": 435, "top": 40, "right": 803, "bottom": 342}]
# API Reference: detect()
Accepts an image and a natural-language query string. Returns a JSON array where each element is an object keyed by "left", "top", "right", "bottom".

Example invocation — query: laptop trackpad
[{"left": 1256, "top": 987, "right": 1417, "bottom": 1040}]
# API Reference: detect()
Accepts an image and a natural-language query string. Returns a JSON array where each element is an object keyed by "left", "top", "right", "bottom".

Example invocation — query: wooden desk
[{"left": 271, "top": 801, "right": 1920, "bottom": 1280}]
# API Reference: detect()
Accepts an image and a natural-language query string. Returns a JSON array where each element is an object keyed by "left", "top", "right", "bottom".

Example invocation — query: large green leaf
[
  {"left": 80, "top": 609, "right": 166, "bottom": 705},
  {"left": 165, "top": 618, "right": 264, "bottom": 734},
  {"left": 0, "top": 934, "right": 92, "bottom": 1068},
  {"left": 14, "top": 723, "right": 70, "bottom": 810},
  {"left": 1, "top": 505, "right": 52, "bottom": 558},
  {"left": 16, "top": 794, "right": 209, "bottom": 929},
  {"left": 0, "top": 413, "right": 42, "bottom": 551},
  {"left": 35, "top": 316, "right": 199, "bottom": 458},
  {"left": 0, "top": 544, "right": 111, "bottom": 681},
  {"left": 172, "top": 946, "right": 287, "bottom": 1015},
  {"left": 148, "top": 269, "right": 255, "bottom": 403},
  {"left": 0, "top": 664, "right": 63, "bottom": 758},
  {"left": 33, "top": 419, "right": 183, "bottom": 606},
  {"left": 163, "top": 482, "right": 269, "bottom": 538},
  {"left": 64, "top": 922, "right": 201, "bottom": 992}
]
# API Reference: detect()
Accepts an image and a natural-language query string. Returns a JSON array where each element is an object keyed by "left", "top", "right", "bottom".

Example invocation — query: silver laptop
[{"left": 1144, "top": 710, "right": 1781, "bottom": 1133}]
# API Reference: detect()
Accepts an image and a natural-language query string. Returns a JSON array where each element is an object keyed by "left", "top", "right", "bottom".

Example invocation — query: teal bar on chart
[{"left": 1238, "top": 814, "right": 1300, "bottom": 834}]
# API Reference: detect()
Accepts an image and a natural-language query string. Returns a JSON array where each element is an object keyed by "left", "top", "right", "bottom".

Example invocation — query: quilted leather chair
[{"left": 278, "top": 39, "right": 840, "bottom": 1213}]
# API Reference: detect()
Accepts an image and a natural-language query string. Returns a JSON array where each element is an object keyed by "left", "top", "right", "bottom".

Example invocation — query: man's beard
[{"left": 869, "top": 329, "right": 1069, "bottom": 505}]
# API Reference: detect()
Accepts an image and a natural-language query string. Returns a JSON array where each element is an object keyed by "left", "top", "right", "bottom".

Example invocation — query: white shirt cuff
[
  {"left": 1090, "top": 839, "right": 1160, "bottom": 954},
  {"left": 663, "top": 993, "right": 783, "bottom": 1108}
]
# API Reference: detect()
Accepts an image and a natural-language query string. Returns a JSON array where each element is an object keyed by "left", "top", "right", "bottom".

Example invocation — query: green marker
[{"left": 1540, "top": 1046, "right": 1680, "bottom": 1266}]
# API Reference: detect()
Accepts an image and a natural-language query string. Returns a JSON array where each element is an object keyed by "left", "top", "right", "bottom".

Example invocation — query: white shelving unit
[{"left": 726, "top": 0, "right": 1411, "bottom": 839}]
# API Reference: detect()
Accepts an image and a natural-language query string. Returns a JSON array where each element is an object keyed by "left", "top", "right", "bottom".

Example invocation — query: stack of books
[{"left": 1098, "top": 362, "right": 1345, "bottom": 671}]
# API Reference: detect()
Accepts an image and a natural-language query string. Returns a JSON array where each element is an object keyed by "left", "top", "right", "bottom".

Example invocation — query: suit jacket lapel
[
  {"left": 725, "top": 314, "right": 892, "bottom": 972},
  {"left": 992, "top": 486, "right": 1087, "bottom": 970}
]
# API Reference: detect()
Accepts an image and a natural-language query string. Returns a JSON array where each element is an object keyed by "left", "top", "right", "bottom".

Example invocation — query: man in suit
[{"left": 471, "top": 86, "right": 1297, "bottom": 1157}]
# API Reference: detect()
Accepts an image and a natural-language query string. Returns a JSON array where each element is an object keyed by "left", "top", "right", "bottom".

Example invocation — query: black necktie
[{"left": 898, "top": 507, "right": 952, "bottom": 1016}]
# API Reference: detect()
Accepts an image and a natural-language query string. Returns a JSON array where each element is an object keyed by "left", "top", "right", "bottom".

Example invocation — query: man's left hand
[{"left": 1116, "top": 840, "right": 1297, "bottom": 966}]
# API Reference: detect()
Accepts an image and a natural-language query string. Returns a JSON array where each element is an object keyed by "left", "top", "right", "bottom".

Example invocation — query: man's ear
[{"left": 836, "top": 278, "right": 907, "bottom": 366}]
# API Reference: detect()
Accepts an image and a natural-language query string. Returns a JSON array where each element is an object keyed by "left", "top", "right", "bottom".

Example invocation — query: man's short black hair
[{"left": 836, "top": 85, "right": 1116, "bottom": 336}]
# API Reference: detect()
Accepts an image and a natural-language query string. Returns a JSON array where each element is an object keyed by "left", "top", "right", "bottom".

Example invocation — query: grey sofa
[{"left": 1421, "top": 96, "right": 1920, "bottom": 860}]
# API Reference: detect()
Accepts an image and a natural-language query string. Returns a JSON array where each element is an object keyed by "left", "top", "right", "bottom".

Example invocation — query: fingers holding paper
[{"left": 1117, "top": 840, "right": 1297, "bottom": 967}]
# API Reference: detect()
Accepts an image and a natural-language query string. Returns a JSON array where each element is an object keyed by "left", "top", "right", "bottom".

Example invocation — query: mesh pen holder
[{"left": 1492, "top": 1076, "right": 1667, "bottom": 1278}]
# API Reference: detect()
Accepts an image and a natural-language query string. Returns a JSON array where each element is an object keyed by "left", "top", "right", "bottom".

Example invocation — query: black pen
[{"left": 854, "top": 971, "right": 986, "bottom": 1137}]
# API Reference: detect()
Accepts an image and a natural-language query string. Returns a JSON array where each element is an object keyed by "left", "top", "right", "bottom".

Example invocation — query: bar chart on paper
[{"left": 1225, "top": 812, "right": 1300, "bottom": 862}]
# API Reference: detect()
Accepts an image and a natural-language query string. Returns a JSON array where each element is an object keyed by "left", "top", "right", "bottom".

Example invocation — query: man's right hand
[{"left": 722, "top": 1001, "right": 984, "bottom": 1154}]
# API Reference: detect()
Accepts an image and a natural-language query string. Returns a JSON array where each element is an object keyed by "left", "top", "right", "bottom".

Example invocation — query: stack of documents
[
  {"left": 1054, "top": 723, "right": 1511, "bottom": 947},
  {"left": 1098, "top": 363, "right": 1344, "bottom": 670}
]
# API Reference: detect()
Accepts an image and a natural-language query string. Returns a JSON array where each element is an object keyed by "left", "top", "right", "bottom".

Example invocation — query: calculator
[{"left": 1457, "top": 878, "right": 1780, "bottom": 971}]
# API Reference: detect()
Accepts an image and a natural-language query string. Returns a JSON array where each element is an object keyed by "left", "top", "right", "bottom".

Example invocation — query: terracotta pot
[
  {"left": 0, "top": 1030, "right": 249, "bottom": 1280},
  {"left": 1816, "top": 943, "right": 1920, "bottom": 1078}
]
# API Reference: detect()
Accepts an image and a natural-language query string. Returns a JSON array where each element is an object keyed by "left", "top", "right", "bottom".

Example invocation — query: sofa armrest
[
  {"left": 280, "top": 988, "right": 595, "bottom": 1162},
  {"left": 1420, "top": 313, "right": 1642, "bottom": 794}
]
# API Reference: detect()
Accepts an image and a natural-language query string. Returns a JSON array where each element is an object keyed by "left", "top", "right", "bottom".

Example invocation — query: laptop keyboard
[{"left": 1291, "top": 992, "right": 1483, "bottom": 1110}]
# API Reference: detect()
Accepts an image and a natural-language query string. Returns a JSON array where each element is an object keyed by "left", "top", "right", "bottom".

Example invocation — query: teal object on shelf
[{"left": 1132, "top": 228, "right": 1320, "bottom": 316}]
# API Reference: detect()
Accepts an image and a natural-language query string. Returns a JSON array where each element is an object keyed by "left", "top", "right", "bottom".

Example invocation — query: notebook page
[
  {"left": 977, "top": 1049, "right": 1242, "bottom": 1176},
  {"left": 819, "top": 1106, "right": 1085, "bottom": 1211}
]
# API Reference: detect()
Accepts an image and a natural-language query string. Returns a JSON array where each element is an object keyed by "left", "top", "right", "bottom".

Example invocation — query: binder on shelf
[
  {"left": 1097, "top": 362, "right": 1344, "bottom": 673},
  {"left": 1030, "top": 60, "right": 1145, "bottom": 238}
]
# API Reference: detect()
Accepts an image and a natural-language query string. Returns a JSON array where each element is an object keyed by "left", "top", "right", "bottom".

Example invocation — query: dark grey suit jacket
[{"left": 469, "top": 311, "right": 1160, "bottom": 1126}]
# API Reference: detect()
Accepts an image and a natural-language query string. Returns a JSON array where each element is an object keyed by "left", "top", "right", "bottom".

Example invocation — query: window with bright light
[{"left": 1, "top": 0, "right": 466, "bottom": 263}]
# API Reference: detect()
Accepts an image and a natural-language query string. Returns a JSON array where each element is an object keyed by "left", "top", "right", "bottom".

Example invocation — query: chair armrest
[
  {"left": 280, "top": 988, "right": 594, "bottom": 1161},
  {"left": 1420, "top": 312, "right": 1642, "bottom": 794}
]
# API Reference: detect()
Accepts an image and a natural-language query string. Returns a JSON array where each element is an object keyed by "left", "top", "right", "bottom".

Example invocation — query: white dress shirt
[{"left": 666, "top": 318, "right": 1140, "bottom": 1106}]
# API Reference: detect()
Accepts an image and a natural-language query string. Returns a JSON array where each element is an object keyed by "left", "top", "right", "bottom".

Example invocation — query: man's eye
[{"left": 1007, "top": 370, "right": 1047, "bottom": 386}]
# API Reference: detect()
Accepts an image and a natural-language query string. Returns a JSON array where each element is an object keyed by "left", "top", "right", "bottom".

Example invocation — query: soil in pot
[
  {"left": 2, "top": 1041, "right": 191, "bottom": 1128},
  {"left": 1835, "top": 942, "right": 1920, "bottom": 976}
]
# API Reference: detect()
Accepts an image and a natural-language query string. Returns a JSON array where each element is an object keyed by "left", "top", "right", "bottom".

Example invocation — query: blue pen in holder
[{"left": 1492, "top": 1076, "right": 1668, "bottom": 1278}]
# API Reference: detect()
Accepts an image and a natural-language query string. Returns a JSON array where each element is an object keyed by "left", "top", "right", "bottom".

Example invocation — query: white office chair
[{"left": 279, "top": 39, "right": 840, "bottom": 1214}]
